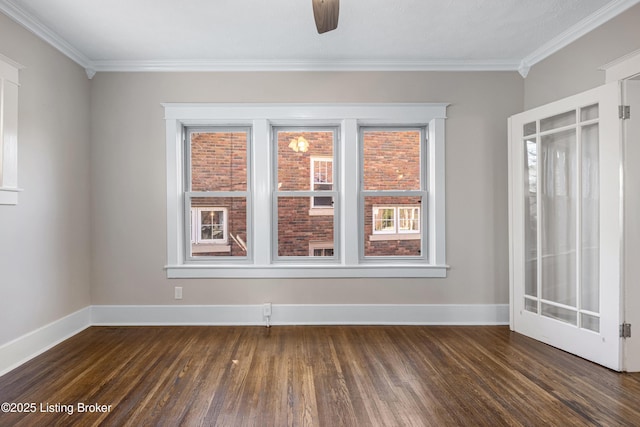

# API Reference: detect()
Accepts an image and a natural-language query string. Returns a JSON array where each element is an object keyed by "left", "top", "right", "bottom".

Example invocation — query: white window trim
[
  {"left": 0, "top": 54, "right": 22, "bottom": 205},
  {"left": 164, "top": 103, "right": 449, "bottom": 278}
]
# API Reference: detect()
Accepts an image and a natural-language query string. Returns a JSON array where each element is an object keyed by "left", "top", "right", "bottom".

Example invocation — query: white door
[{"left": 508, "top": 81, "right": 622, "bottom": 371}]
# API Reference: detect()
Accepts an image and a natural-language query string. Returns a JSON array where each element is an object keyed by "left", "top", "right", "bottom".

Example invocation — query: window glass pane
[
  {"left": 191, "top": 130, "right": 248, "bottom": 191},
  {"left": 364, "top": 196, "right": 421, "bottom": 257},
  {"left": 278, "top": 196, "right": 334, "bottom": 257},
  {"left": 363, "top": 130, "right": 421, "bottom": 191},
  {"left": 277, "top": 131, "right": 334, "bottom": 191},
  {"left": 190, "top": 197, "right": 247, "bottom": 257},
  {"left": 540, "top": 110, "right": 576, "bottom": 132}
]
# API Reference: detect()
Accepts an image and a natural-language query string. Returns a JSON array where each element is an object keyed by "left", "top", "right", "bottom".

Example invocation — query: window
[
  {"left": 309, "top": 242, "right": 334, "bottom": 257},
  {"left": 164, "top": 103, "right": 447, "bottom": 278},
  {"left": 311, "top": 157, "right": 333, "bottom": 209},
  {"left": 274, "top": 128, "right": 337, "bottom": 259},
  {"left": 0, "top": 54, "right": 21, "bottom": 205},
  {"left": 185, "top": 128, "right": 250, "bottom": 259},
  {"left": 361, "top": 128, "right": 424, "bottom": 258},
  {"left": 372, "top": 206, "right": 420, "bottom": 235}
]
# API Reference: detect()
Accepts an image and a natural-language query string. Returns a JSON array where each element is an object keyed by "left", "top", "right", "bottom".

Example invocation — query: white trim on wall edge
[
  {"left": 93, "top": 303, "right": 509, "bottom": 326},
  {"left": 0, "top": 307, "right": 92, "bottom": 377},
  {"left": 1, "top": 304, "right": 508, "bottom": 377}
]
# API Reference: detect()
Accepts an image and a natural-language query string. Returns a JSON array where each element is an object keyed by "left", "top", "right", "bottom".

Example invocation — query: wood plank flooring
[{"left": 1, "top": 326, "right": 639, "bottom": 426}]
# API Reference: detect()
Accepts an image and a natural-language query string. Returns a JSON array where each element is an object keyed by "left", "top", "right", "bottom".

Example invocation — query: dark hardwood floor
[{"left": 1, "top": 326, "right": 639, "bottom": 426}]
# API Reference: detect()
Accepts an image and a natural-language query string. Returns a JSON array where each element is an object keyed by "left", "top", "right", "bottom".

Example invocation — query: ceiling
[{"left": 1, "top": 0, "right": 639, "bottom": 78}]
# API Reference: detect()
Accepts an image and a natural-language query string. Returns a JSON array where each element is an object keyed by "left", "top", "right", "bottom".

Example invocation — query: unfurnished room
[{"left": 1, "top": 0, "right": 640, "bottom": 425}]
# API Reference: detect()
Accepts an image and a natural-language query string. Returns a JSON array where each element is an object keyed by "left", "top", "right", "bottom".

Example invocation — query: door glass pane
[
  {"left": 524, "top": 138, "right": 537, "bottom": 298},
  {"left": 362, "top": 130, "right": 421, "bottom": 191},
  {"left": 277, "top": 196, "right": 334, "bottom": 257},
  {"left": 580, "top": 104, "right": 599, "bottom": 122},
  {"left": 581, "top": 123, "right": 600, "bottom": 313},
  {"left": 581, "top": 313, "right": 600, "bottom": 333},
  {"left": 541, "top": 303, "right": 577, "bottom": 326},
  {"left": 523, "top": 122, "right": 537, "bottom": 136},
  {"left": 540, "top": 110, "right": 576, "bottom": 132},
  {"left": 191, "top": 130, "right": 248, "bottom": 191},
  {"left": 524, "top": 298, "right": 537, "bottom": 313},
  {"left": 364, "top": 196, "right": 422, "bottom": 257},
  {"left": 540, "top": 129, "right": 577, "bottom": 308}
]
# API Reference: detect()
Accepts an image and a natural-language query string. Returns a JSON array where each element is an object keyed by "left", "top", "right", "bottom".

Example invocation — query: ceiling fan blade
[{"left": 312, "top": 0, "right": 339, "bottom": 34}]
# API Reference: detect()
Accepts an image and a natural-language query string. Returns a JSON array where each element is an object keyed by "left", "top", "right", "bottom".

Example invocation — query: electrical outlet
[
  {"left": 263, "top": 302, "right": 272, "bottom": 317},
  {"left": 174, "top": 286, "right": 183, "bottom": 300}
]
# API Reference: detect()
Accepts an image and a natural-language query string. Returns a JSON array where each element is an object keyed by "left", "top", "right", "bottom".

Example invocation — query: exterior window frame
[{"left": 164, "top": 103, "right": 448, "bottom": 278}]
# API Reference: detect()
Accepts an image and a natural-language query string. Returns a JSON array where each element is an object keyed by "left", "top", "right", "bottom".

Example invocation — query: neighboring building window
[
  {"left": 373, "top": 206, "right": 420, "bottom": 235},
  {"left": 164, "top": 103, "right": 447, "bottom": 278},
  {"left": 309, "top": 242, "right": 334, "bottom": 257},
  {"left": 311, "top": 157, "right": 333, "bottom": 208},
  {"left": 192, "top": 207, "right": 227, "bottom": 243}
]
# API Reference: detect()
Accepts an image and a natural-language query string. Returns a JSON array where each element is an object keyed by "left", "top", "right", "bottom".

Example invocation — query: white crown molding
[
  {"left": 0, "top": 0, "right": 92, "bottom": 69},
  {"left": 521, "top": 0, "right": 640, "bottom": 69},
  {"left": 90, "top": 58, "right": 522, "bottom": 73},
  {"left": 2, "top": 0, "right": 638, "bottom": 78}
]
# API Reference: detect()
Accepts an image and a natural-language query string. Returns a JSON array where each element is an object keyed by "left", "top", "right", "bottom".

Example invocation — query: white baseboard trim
[
  {"left": 1, "top": 304, "right": 508, "bottom": 377},
  {"left": 92, "top": 303, "right": 509, "bottom": 326},
  {"left": 0, "top": 306, "right": 92, "bottom": 377}
]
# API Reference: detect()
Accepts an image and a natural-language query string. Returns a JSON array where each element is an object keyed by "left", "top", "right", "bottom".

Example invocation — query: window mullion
[
  {"left": 342, "top": 119, "right": 359, "bottom": 264},
  {"left": 253, "top": 119, "right": 271, "bottom": 265}
]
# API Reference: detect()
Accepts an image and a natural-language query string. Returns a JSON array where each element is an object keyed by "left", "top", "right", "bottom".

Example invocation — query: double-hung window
[
  {"left": 185, "top": 128, "right": 250, "bottom": 259},
  {"left": 164, "top": 103, "right": 448, "bottom": 278}
]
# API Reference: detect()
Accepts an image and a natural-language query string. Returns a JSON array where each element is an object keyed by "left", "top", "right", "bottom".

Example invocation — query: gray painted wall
[
  {"left": 89, "top": 71, "right": 522, "bottom": 306},
  {"left": 0, "top": 13, "right": 91, "bottom": 345},
  {"left": 524, "top": 3, "right": 640, "bottom": 109}
]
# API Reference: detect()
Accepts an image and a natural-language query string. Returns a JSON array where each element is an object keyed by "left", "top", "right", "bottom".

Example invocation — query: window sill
[
  {"left": 369, "top": 233, "right": 420, "bottom": 241},
  {"left": 165, "top": 264, "right": 449, "bottom": 279},
  {"left": 191, "top": 244, "right": 231, "bottom": 254},
  {"left": 308, "top": 208, "right": 334, "bottom": 216},
  {"left": 0, "top": 187, "right": 22, "bottom": 205}
]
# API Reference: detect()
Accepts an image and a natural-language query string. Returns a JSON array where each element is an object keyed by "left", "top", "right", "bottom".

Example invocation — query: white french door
[{"left": 509, "top": 81, "right": 622, "bottom": 370}]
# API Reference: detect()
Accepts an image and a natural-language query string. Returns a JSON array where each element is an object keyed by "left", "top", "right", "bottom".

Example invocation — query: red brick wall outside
[
  {"left": 191, "top": 131, "right": 247, "bottom": 191},
  {"left": 189, "top": 128, "right": 422, "bottom": 257},
  {"left": 190, "top": 130, "right": 248, "bottom": 257}
]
